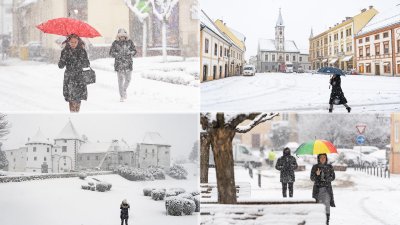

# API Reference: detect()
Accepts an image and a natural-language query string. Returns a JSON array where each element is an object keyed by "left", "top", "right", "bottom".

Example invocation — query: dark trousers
[
  {"left": 282, "top": 182, "right": 294, "bottom": 197},
  {"left": 121, "top": 218, "right": 128, "bottom": 225}
]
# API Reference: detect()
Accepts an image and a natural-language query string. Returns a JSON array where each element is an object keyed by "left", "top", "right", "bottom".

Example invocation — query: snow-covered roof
[
  {"left": 27, "top": 128, "right": 52, "bottom": 145},
  {"left": 141, "top": 132, "right": 170, "bottom": 146},
  {"left": 358, "top": 4, "right": 400, "bottom": 36},
  {"left": 258, "top": 39, "right": 299, "bottom": 52},
  {"left": 200, "top": 10, "right": 232, "bottom": 44},
  {"left": 79, "top": 140, "right": 132, "bottom": 154},
  {"left": 299, "top": 49, "right": 309, "bottom": 55},
  {"left": 55, "top": 120, "right": 81, "bottom": 140},
  {"left": 229, "top": 27, "right": 246, "bottom": 43}
]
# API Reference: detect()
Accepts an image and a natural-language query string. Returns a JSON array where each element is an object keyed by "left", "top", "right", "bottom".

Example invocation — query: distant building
[
  {"left": 4, "top": 120, "right": 171, "bottom": 173},
  {"left": 257, "top": 9, "right": 309, "bottom": 73}
]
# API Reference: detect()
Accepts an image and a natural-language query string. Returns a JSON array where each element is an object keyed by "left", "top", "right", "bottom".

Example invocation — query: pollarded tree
[
  {"left": 149, "top": 0, "right": 179, "bottom": 62},
  {"left": 200, "top": 131, "right": 210, "bottom": 183},
  {"left": 0, "top": 113, "right": 11, "bottom": 170},
  {"left": 200, "top": 112, "right": 279, "bottom": 204},
  {"left": 189, "top": 140, "right": 199, "bottom": 162}
]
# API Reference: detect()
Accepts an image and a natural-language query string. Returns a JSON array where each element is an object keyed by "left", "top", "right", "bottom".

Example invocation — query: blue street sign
[{"left": 356, "top": 135, "right": 366, "bottom": 145}]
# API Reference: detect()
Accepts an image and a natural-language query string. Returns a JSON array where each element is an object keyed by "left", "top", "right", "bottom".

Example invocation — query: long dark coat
[
  {"left": 310, "top": 153, "right": 336, "bottom": 207},
  {"left": 109, "top": 39, "right": 136, "bottom": 71},
  {"left": 58, "top": 47, "right": 90, "bottom": 102},
  {"left": 329, "top": 76, "right": 347, "bottom": 105},
  {"left": 120, "top": 203, "right": 130, "bottom": 219},
  {"left": 275, "top": 152, "right": 298, "bottom": 183}
]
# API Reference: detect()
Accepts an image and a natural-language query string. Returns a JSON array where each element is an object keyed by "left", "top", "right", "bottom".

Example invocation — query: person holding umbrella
[
  {"left": 275, "top": 147, "right": 298, "bottom": 198},
  {"left": 329, "top": 73, "right": 351, "bottom": 113},
  {"left": 58, "top": 34, "right": 90, "bottom": 112},
  {"left": 109, "top": 28, "right": 137, "bottom": 102},
  {"left": 310, "top": 153, "right": 336, "bottom": 225}
]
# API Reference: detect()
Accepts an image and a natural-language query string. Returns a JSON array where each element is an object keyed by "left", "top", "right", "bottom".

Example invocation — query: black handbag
[{"left": 82, "top": 67, "right": 96, "bottom": 85}]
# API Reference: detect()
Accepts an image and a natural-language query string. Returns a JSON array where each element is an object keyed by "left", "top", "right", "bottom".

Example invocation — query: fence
[{"left": 354, "top": 165, "right": 390, "bottom": 179}]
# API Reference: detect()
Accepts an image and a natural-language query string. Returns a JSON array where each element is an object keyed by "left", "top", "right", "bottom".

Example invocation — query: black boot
[
  {"left": 282, "top": 183, "right": 287, "bottom": 198},
  {"left": 289, "top": 183, "right": 293, "bottom": 197},
  {"left": 326, "top": 213, "right": 330, "bottom": 225},
  {"left": 328, "top": 108, "right": 332, "bottom": 113},
  {"left": 346, "top": 107, "right": 351, "bottom": 113}
]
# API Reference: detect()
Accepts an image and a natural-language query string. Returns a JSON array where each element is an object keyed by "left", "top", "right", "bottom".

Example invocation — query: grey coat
[
  {"left": 109, "top": 39, "right": 136, "bottom": 71},
  {"left": 275, "top": 153, "right": 298, "bottom": 183}
]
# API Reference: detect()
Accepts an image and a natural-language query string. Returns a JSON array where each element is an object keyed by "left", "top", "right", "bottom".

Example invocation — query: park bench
[{"left": 200, "top": 182, "right": 251, "bottom": 200}]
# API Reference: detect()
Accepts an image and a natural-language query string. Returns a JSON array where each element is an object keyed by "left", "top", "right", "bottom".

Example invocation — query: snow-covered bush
[
  {"left": 169, "top": 188, "right": 186, "bottom": 196},
  {"left": 178, "top": 193, "right": 194, "bottom": 201},
  {"left": 167, "top": 165, "right": 188, "bottom": 180},
  {"left": 96, "top": 182, "right": 111, "bottom": 192},
  {"left": 148, "top": 166, "right": 166, "bottom": 180},
  {"left": 165, "top": 190, "right": 178, "bottom": 197},
  {"left": 151, "top": 189, "right": 166, "bottom": 201},
  {"left": 90, "top": 186, "right": 95, "bottom": 191},
  {"left": 0, "top": 171, "right": 113, "bottom": 183},
  {"left": 88, "top": 182, "right": 94, "bottom": 186},
  {"left": 165, "top": 196, "right": 184, "bottom": 216},
  {"left": 190, "top": 191, "right": 200, "bottom": 196},
  {"left": 193, "top": 196, "right": 200, "bottom": 212},
  {"left": 181, "top": 198, "right": 196, "bottom": 215},
  {"left": 143, "top": 188, "right": 155, "bottom": 196},
  {"left": 116, "top": 166, "right": 156, "bottom": 181},
  {"left": 78, "top": 172, "right": 87, "bottom": 180},
  {"left": 81, "top": 185, "right": 90, "bottom": 190}
]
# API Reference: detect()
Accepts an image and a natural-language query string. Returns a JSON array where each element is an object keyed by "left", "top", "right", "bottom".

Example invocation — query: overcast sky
[
  {"left": 200, "top": 0, "right": 399, "bottom": 60},
  {"left": 1, "top": 113, "right": 198, "bottom": 160}
]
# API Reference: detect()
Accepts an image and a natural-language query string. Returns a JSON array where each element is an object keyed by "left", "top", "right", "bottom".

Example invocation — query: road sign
[
  {"left": 356, "top": 135, "right": 366, "bottom": 145},
  {"left": 356, "top": 124, "right": 366, "bottom": 134}
]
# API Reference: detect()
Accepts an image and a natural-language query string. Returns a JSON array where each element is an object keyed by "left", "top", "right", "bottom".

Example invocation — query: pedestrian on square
[
  {"left": 275, "top": 147, "right": 298, "bottom": 197},
  {"left": 120, "top": 199, "right": 130, "bottom": 225},
  {"left": 268, "top": 149, "right": 276, "bottom": 167},
  {"left": 329, "top": 74, "right": 351, "bottom": 113}
]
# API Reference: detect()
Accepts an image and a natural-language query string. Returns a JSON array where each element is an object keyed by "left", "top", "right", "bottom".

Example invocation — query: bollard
[
  {"left": 373, "top": 166, "right": 376, "bottom": 176},
  {"left": 258, "top": 172, "right": 261, "bottom": 188},
  {"left": 249, "top": 168, "right": 253, "bottom": 179},
  {"left": 380, "top": 166, "right": 383, "bottom": 178}
]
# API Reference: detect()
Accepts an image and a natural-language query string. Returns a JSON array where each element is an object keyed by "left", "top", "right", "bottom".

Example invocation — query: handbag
[{"left": 82, "top": 67, "right": 96, "bottom": 85}]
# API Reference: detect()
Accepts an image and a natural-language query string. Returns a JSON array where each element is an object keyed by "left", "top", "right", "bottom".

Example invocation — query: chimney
[
  {"left": 369, "top": 5, "right": 373, "bottom": 9},
  {"left": 361, "top": 8, "right": 366, "bottom": 13},
  {"left": 346, "top": 17, "right": 351, "bottom": 20}
]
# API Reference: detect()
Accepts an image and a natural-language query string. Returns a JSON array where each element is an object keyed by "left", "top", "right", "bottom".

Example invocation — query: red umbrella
[{"left": 36, "top": 17, "right": 101, "bottom": 38}]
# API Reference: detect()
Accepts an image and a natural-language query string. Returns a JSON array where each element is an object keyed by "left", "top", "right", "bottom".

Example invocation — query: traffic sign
[
  {"left": 356, "top": 135, "right": 366, "bottom": 145},
  {"left": 356, "top": 124, "right": 366, "bottom": 134}
]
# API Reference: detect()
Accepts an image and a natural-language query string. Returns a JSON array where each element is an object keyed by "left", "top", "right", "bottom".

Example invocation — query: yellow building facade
[
  {"left": 310, "top": 6, "right": 378, "bottom": 71},
  {"left": 390, "top": 113, "right": 400, "bottom": 174}
]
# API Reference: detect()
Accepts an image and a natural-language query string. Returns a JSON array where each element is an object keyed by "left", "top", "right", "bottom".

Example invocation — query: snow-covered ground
[
  {"left": 203, "top": 165, "right": 400, "bottom": 225},
  {"left": 0, "top": 57, "right": 199, "bottom": 112},
  {"left": 0, "top": 163, "right": 199, "bottom": 225},
  {"left": 201, "top": 73, "right": 400, "bottom": 112}
]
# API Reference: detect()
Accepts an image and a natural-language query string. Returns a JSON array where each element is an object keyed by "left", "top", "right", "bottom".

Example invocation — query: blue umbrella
[{"left": 317, "top": 67, "right": 345, "bottom": 76}]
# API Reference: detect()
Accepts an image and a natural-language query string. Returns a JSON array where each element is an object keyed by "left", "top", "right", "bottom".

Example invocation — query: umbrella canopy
[
  {"left": 317, "top": 67, "right": 345, "bottom": 76},
  {"left": 36, "top": 17, "right": 101, "bottom": 38},
  {"left": 295, "top": 140, "right": 337, "bottom": 155}
]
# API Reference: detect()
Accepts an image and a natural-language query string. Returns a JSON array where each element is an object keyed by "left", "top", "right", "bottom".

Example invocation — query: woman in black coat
[
  {"left": 329, "top": 74, "right": 351, "bottom": 113},
  {"left": 58, "top": 34, "right": 90, "bottom": 112},
  {"left": 120, "top": 199, "right": 130, "bottom": 225},
  {"left": 275, "top": 147, "right": 298, "bottom": 198},
  {"left": 109, "top": 28, "right": 136, "bottom": 102},
  {"left": 310, "top": 153, "right": 336, "bottom": 225}
]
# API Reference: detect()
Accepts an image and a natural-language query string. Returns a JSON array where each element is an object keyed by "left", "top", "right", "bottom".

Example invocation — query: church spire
[
  {"left": 276, "top": 8, "right": 284, "bottom": 27},
  {"left": 309, "top": 27, "right": 314, "bottom": 39},
  {"left": 275, "top": 8, "right": 285, "bottom": 51}
]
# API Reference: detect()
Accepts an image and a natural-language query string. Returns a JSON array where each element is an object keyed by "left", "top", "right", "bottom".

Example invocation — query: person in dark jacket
[
  {"left": 58, "top": 34, "right": 90, "bottom": 112},
  {"left": 109, "top": 28, "right": 137, "bottom": 102},
  {"left": 310, "top": 153, "right": 336, "bottom": 225},
  {"left": 120, "top": 199, "right": 130, "bottom": 225},
  {"left": 275, "top": 147, "right": 298, "bottom": 197},
  {"left": 329, "top": 74, "right": 351, "bottom": 113}
]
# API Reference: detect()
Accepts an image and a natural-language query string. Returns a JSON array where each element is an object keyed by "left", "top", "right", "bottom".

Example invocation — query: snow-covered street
[
  {"left": 0, "top": 163, "right": 199, "bottom": 225},
  {"left": 0, "top": 57, "right": 199, "bottom": 112},
  {"left": 202, "top": 166, "right": 400, "bottom": 225},
  {"left": 201, "top": 73, "right": 400, "bottom": 112}
]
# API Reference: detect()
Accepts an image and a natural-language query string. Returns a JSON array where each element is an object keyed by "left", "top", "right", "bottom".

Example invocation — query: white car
[
  {"left": 243, "top": 65, "right": 256, "bottom": 76},
  {"left": 352, "top": 146, "right": 379, "bottom": 155},
  {"left": 338, "top": 148, "right": 378, "bottom": 167},
  {"left": 369, "top": 150, "right": 387, "bottom": 166}
]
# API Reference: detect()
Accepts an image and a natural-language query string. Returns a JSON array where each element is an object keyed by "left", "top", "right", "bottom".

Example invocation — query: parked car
[
  {"left": 337, "top": 148, "right": 378, "bottom": 167},
  {"left": 296, "top": 67, "right": 305, "bottom": 73},
  {"left": 285, "top": 63, "right": 293, "bottom": 73},
  {"left": 243, "top": 65, "right": 256, "bottom": 76},
  {"left": 369, "top": 150, "right": 387, "bottom": 166},
  {"left": 353, "top": 146, "right": 380, "bottom": 155}
]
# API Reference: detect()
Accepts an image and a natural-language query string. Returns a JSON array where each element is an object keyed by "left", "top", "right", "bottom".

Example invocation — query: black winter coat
[
  {"left": 58, "top": 47, "right": 90, "bottom": 102},
  {"left": 275, "top": 155, "right": 298, "bottom": 183},
  {"left": 120, "top": 203, "right": 130, "bottom": 219},
  {"left": 310, "top": 163, "right": 336, "bottom": 207},
  {"left": 329, "top": 76, "right": 347, "bottom": 105},
  {"left": 109, "top": 39, "right": 136, "bottom": 71}
]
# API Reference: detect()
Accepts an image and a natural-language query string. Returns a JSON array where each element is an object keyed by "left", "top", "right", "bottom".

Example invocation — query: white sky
[
  {"left": 200, "top": 0, "right": 399, "bottom": 60},
  {"left": 1, "top": 113, "right": 199, "bottom": 160}
]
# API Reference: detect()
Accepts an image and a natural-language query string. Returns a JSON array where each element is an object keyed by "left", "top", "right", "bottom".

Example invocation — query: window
[
  {"left": 329, "top": 36, "right": 332, "bottom": 42},
  {"left": 219, "top": 66, "right": 222, "bottom": 77},
  {"left": 64, "top": 140, "right": 67, "bottom": 143},
  {"left": 13, "top": 158, "right": 16, "bottom": 162},
  {"left": 214, "top": 43, "right": 217, "bottom": 56},
  {"left": 47, "top": 148, "right": 49, "bottom": 153},
  {"left": 44, "top": 157, "right": 46, "bottom": 161},
  {"left": 79, "top": 156, "right": 82, "bottom": 161},
  {"left": 375, "top": 34, "right": 379, "bottom": 40},
  {"left": 27, "top": 157, "right": 28, "bottom": 161},
  {"left": 358, "top": 39, "right": 363, "bottom": 44},
  {"left": 366, "top": 46, "right": 370, "bottom": 57},
  {"left": 265, "top": 55, "right": 268, "bottom": 61},
  {"left": 375, "top": 43, "right": 380, "bottom": 55},
  {"left": 293, "top": 55, "right": 296, "bottom": 61},
  {"left": 204, "top": 39, "right": 209, "bottom": 53},
  {"left": 383, "top": 42, "right": 389, "bottom": 54},
  {"left": 224, "top": 48, "right": 227, "bottom": 57},
  {"left": 299, "top": 57, "right": 303, "bottom": 62},
  {"left": 398, "top": 40, "right": 400, "bottom": 53},
  {"left": 62, "top": 146, "right": 67, "bottom": 152},
  {"left": 220, "top": 46, "right": 222, "bottom": 57},
  {"left": 340, "top": 45, "right": 344, "bottom": 53},
  {"left": 33, "top": 147, "right": 36, "bottom": 152},
  {"left": 10, "top": 152, "right": 13, "bottom": 155},
  {"left": 286, "top": 54, "right": 289, "bottom": 61},
  {"left": 358, "top": 63, "right": 364, "bottom": 73},
  {"left": 34, "top": 157, "right": 37, "bottom": 161},
  {"left": 341, "top": 31, "right": 343, "bottom": 39},
  {"left": 119, "top": 156, "right": 123, "bottom": 161},
  {"left": 366, "top": 64, "right": 371, "bottom": 73},
  {"left": 213, "top": 65, "right": 216, "bottom": 77},
  {"left": 165, "top": 151, "right": 169, "bottom": 155},
  {"left": 87, "top": 156, "right": 90, "bottom": 160},
  {"left": 384, "top": 62, "right": 391, "bottom": 73},
  {"left": 272, "top": 55, "right": 275, "bottom": 62},
  {"left": 55, "top": 149, "right": 57, "bottom": 152},
  {"left": 383, "top": 32, "right": 389, "bottom": 38},
  {"left": 95, "top": 156, "right": 99, "bottom": 160}
]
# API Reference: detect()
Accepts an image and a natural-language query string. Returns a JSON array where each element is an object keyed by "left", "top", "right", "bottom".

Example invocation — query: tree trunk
[
  {"left": 142, "top": 18, "right": 147, "bottom": 57},
  {"left": 162, "top": 19, "right": 167, "bottom": 62},
  {"left": 200, "top": 132, "right": 211, "bottom": 183},
  {"left": 211, "top": 128, "right": 237, "bottom": 204}
]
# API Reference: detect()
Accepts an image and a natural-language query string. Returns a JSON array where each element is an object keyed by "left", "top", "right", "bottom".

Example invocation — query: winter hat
[
  {"left": 122, "top": 199, "right": 128, "bottom": 204},
  {"left": 117, "top": 28, "right": 128, "bottom": 38},
  {"left": 283, "top": 147, "right": 291, "bottom": 156}
]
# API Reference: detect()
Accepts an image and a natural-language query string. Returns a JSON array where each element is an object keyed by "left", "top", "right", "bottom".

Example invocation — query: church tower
[{"left": 275, "top": 8, "right": 285, "bottom": 51}]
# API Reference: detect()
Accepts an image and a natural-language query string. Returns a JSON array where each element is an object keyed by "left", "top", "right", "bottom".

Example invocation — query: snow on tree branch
[
  {"left": 150, "top": 0, "right": 179, "bottom": 21},
  {"left": 124, "top": 0, "right": 151, "bottom": 22},
  {"left": 0, "top": 113, "right": 10, "bottom": 139},
  {"left": 235, "top": 113, "right": 279, "bottom": 133}
]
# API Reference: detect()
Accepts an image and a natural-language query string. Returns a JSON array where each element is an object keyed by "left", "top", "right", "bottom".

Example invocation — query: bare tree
[
  {"left": 124, "top": 0, "right": 151, "bottom": 57},
  {"left": 201, "top": 112, "right": 279, "bottom": 204},
  {"left": 0, "top": 113, "right": 11, "bottom": 170},
  {"left": 189, "top": 140, "right": 199, "bottom": 162},
  {"left": 150, "top": 0, "right": 179, "bottom": 62}
]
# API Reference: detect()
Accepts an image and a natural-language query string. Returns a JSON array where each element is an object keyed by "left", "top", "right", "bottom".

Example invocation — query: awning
[
  {"left": 342, "top": 56, "right": 353, "bottom": 62},
  {"left": 322, "top": 59, "right": 328, "bottom": 63},
  {"left": 329, "top": 58, "right": 338, "bottom": 64}
]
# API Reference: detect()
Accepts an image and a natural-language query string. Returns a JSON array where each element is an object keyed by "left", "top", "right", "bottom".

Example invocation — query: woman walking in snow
[
  {"left": 109, "top": 28, "right": 137, "bottom": 102},
  {"left": 275, "top": 147, "right": 298, "bottom": 198},
  {"left": 58, "top": 34, "right": 90, "bottom": 113},
  {"left": 329, "top": 74, "right": 351, "bottom": 113},
  {"left": 310, "top": 153, "right": 336, "bottom": 225},
  {"left": 120, "top": 199, "right": 130, "bottom": 225}
]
